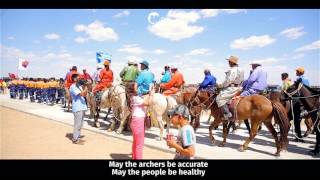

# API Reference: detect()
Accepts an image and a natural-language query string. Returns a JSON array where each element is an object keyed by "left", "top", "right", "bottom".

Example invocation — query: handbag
[{"left": 144, "top": 112, "right": 152, "bottom": 129}]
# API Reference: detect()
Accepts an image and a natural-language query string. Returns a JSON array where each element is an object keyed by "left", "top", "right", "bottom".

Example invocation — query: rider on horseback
[
  {"left": 281, "top": 72, "right": 293, "bottom": 91},
  {"left": 291, "top": 67, "right": 311, "bottom": 142},
  {"left": 160, "top": 66, "right": 185, "bottom": 96},
  {"left": 120, "top": 59, "right": 140, "bottom": 107},
  {"left": 135, "top": 60, "right": 155, "bottom": 97},
  {"left": 92, "top": 60, "right": 114, "bottom": 97},
  {"left": 160, "top": 65, "right": 171, "bottom": 83},
  {"left": 240, "top": 61, "right": 268, "bottom": 96},
  {"left": 199, "top": 69, "right": 217, "bottom": 91},
  {"left": 120, "top": 59, "right": 140, "bottom": 87},
  {"left": 216, "top": 56, "right": 244, "bottom": 122}
]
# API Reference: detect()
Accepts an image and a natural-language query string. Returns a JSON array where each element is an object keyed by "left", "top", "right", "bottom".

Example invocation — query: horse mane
[{"left": 303, "top": 84, "right": 320, "bottom": 95}]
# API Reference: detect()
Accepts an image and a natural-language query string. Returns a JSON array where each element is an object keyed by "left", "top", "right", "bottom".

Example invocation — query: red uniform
[
  {"left": 93, "top": 68, "right": 114, "bottom": 94},
  {"left": 81, "top": 72, "right": 92, "bottom": 81},
  {"left": 160, "top": 71, "right": 185, "bottom": 96},
  {"left": 64, "top": 70, "right": 78, "bottom": 89}
]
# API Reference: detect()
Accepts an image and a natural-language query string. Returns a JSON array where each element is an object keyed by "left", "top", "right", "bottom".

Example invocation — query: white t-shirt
[
  {"left": 175, "top": 124, "right": 196, "bottom": 159},
  {"left": 131, "top": 96, "right": 146, "bottom": 118}
]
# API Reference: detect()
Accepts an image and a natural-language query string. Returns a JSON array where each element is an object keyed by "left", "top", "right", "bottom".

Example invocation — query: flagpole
[{"left": 17, "top": 58, "right": 19, "bottom": 79}]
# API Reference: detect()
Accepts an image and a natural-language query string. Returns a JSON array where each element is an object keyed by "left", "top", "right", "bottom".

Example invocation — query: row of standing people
[{"left": 7, "top": 78, "right": 65, "bottom": 104}]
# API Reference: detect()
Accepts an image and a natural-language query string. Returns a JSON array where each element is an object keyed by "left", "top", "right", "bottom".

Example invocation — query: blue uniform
[
  {"left": 136, "top": 69, "right": 155, "bottom": 96},
  {"left": 199, "top": 73, "right": 216, "bottom": 89},
  {"left": 160, "top": 70, "right": 171, "bottom": 83},
  {"left": 297, "top": 75, "right": 310, "bottom": 86}
]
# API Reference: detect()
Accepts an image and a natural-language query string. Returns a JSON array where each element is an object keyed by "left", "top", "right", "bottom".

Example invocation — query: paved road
[{"left": 1, "top": 94, "right": 318, "bottom": 159}]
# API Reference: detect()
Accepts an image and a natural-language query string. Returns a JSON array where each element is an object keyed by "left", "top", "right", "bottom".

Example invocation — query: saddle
[
  {"left": 227, "top": 91, "right": 243, "bottom": 120},
  {"left": 95, "top": 91, "right": 103, "bottom": 102}
]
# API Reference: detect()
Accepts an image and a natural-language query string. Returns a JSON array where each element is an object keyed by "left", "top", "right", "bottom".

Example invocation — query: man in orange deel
[
  {"left": 160, "top": 66, "right": 185, "bottom": 96},
  {"left": 92, "top": 60, "right": 114, "bottom": 95},
  {"left": 63, "top": 66, "right": 79, "bottom": 110}
]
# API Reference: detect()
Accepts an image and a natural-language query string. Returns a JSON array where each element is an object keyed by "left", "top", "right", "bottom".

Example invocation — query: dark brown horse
[
  {"left": 191, "top": 90, "right": 290, "bottom": 156},
  {"left": 269, "top": 89, "right": 314, "bottom": 137},
  {"left": 284, "top": 80, "right": 320, "bottom": 155}
]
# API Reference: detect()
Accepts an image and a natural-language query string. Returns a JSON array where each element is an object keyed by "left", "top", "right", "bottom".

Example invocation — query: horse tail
[{"left": 271, "top": 101, "right": 290, "bottom": 150}]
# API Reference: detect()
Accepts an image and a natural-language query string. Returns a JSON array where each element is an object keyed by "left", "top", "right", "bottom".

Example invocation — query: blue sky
[{"left": 1, "top": 9, "right": 319, "bottom": 85}]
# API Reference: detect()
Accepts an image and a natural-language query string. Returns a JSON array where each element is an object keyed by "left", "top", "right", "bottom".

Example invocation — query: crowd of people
[
  {"left": 3, "top": 54, "right": 318, "bottom": 159},
  {"left": 6, "top": 78, "right": 65, "bottom": 105}
]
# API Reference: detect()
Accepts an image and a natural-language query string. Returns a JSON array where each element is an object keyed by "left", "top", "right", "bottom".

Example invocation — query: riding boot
[{"left": 222, "top": 104, "right": 233, "bottom": 121}]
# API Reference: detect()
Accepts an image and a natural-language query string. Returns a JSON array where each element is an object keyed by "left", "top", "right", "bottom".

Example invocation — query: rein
[{"left": 188, "top": 91, "right": 217, "bottom": 117}]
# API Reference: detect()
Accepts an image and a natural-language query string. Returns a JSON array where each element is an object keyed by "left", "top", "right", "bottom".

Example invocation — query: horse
[
  {"left": 103, "top": 84, "right": 131, "bottom": 133},
  {"left": 84, "top": 80, "right": 113, "bottom": 128},
  {"left": 176, "top": 88, "right": 206, "bottom": 131},
  {"left": 191, "top": 89, "right": 290, "bottom": 156},
  {"left": 143, "top": 90, "right": 177, "bottom": 140},
  {"left": 178, "top": 87, "right": 248, "bottom": 133},
  {"left": 269, "top": 89, "right": 314, "bottom": 137},
  {"left": 284, "top": 80, "right": 320, "bottom": 155},
  {"left": 64, "top": 87, "right": 72, "bottom": 112}
]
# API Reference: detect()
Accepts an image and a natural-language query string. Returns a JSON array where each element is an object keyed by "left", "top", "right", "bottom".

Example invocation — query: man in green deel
[{"left": 120, "top": 59, "right": 140, "bottom": 87}]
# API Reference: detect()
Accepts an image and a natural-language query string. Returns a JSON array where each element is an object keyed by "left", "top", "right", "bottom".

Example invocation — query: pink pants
[{"left": 130, "top": 116, "right": 145, "bottom": 160}]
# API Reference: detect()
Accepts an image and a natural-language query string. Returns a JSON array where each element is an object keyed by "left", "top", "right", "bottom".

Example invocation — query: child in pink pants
[{"left": 130, "top": 92, "right": 146, "bottom": 159}]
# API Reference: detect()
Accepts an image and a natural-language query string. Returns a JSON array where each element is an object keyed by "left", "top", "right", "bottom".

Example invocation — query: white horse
[
  {"left": 143, "top": 92, "right": 177, "bottom": 140},
  {"left": 86, "top": 81, "right": 113, "bottom": 128},
  {"left": 103, "top": 84, "right": 131, "bottom": 133},
  {"left": 106, "top": 84, "right": 177, "bottom": 140}
]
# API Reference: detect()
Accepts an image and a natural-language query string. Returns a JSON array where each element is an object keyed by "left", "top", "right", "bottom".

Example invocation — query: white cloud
[
  {"left": 185, "top": 48, "right": 212, "bottom": 56},
  {"left": 153, "top": 49, "right": 167, "bottom": 54},
  {"left": 44, "top": 33, "right": 61, "bottom": 40},
  {"left": 74, "top": 20, "right": 118, "bottom": 42},
  {"left": 295, "top": 40, "right": 320, "bottom": 52},
  {"left": 113, "top": 10, "right": 130, "bottom": 18},
  {"left": 74, "top": 36, "right": 88, "bottom": 43},
  {"left": 230, "top": 35, "right": 276, "bottom": 50},
  {"left": 280, "top": 26, "right": 306, "bottom": 40},
  {"left": 167, "top": 10, "right": 201, "bottom": 23},
  {"left": 117, "top": 44, "right": 145, "bottom": 55},
  {"left": 148, "top": 10, "right": 204, "bottom": 41},
  {"left": 7, "top": 36, "right": 15, "bottom": 40},
  {"left": 148, "top": 9, "right": 247, "bottom": 41},
  {"left": 199, "top": 9, "right": 247, "bottom": 18},
  {"left": 0, "top": 44, "right": 36, "bottom": 60}
]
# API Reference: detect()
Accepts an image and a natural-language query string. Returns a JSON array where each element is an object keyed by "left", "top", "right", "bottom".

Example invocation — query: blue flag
[{"left": 96, "top": 52, "right": 112, "bottom": 63}]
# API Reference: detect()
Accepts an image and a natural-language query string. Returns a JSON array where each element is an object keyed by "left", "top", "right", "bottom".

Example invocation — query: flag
[
  {"left": 8, "top": 73, "right": 17, "bottom": 79},
  {"left": 96, "top": 52, "right": 112, "bottom": 64},
  {"left": 18, "top": 59, "right": 29, "bottom": 70}
]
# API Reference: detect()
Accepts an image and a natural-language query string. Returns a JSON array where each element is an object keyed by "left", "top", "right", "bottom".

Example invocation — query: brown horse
[
  {"left": 178, "top": 88, "right": 245, "bottom": 133},
  {"left": 176, "top": 87, "right": 204, "bottom": 131},
  {"left": 191, "top": 90, "right": 290, "bottom": 156}
]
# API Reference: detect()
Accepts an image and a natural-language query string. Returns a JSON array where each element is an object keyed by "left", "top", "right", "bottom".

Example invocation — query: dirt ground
[{"left": 0, "top": 107, "right": 174, "bottom": 159}]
